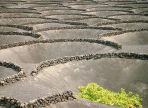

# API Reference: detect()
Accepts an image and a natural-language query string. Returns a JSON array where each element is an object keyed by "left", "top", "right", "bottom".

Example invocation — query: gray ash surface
[{"left": 0, "top": 0, "right": 148, "bottom": 108}]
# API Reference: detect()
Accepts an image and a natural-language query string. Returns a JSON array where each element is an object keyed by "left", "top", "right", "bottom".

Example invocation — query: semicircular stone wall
[{"left": 0, "top": 0, "right": 148, "bottom": 108}]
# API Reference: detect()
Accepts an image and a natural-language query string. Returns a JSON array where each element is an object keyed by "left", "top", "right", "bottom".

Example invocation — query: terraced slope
[{"left": 0, "top": 0, "right": 148, "bottom": 108}]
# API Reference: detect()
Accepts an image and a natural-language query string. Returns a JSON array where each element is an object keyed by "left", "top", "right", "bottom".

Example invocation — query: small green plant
[{"left": 77, "top": 83, "right": 143, "bottom": 108}]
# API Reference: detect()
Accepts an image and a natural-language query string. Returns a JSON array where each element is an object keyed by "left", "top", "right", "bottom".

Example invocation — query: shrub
[{"left": 77, "top": 83, "right": 143, "bottom": 108}]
